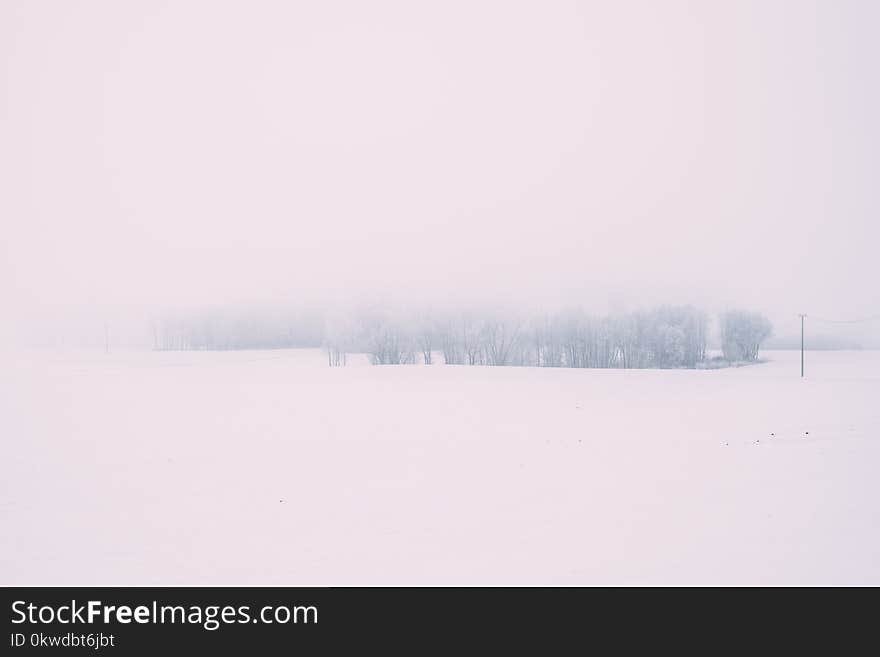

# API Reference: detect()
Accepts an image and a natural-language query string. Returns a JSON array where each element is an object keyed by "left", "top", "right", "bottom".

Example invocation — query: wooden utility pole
[{"left": 798, "top": 314, "right": 806, "bottom": 377}]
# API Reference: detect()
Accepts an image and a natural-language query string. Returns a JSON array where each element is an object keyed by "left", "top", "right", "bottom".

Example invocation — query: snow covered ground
[{"left": 2, "top": 348, "right": 878, "bottom": 585}]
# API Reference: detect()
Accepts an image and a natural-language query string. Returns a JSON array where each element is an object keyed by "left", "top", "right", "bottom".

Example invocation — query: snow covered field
[{"left": 2, "top": 348, "right": 878, "bottom": 585}]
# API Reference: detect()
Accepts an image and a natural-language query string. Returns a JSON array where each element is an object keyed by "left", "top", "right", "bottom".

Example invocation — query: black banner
[{"left": 0, "top": 586, "right": 864, "bottom": 653}]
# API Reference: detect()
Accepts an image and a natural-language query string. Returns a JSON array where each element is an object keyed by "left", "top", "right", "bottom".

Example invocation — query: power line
[{"left": 809, "top": 314, "right": 880, "bottom": 324}]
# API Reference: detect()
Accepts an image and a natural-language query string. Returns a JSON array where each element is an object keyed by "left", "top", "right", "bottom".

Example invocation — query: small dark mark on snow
[
  {"left": 770, "top": 433, "right": 775, "bottom": 436},
  {"left": 805, "top": 431, "right": 810, "bottom": 435}
]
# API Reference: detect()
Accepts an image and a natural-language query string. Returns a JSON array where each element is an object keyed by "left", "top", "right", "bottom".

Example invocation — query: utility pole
[{"left": 798, "top": 314, "right": 806, "bottom": 377}]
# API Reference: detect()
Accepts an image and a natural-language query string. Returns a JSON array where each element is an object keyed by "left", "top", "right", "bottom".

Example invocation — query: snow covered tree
[
  {"left": 481, "top": 317, "right": 522, "bottom": 366},
  {"left": 720, "top": 310, "right": 772, "bottom": 361}
]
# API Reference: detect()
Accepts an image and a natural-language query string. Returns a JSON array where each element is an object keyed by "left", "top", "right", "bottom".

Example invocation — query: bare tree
[
  {"left": 481, "top": 317, "right": 522, "bottom": 366},
  {"left": 360, "top": 312, "right": 416, "bottom": 365},
  {"left": 439, "top": 317, "right": 465, "bottom": 365},
  {"left": 720, "top": 310, "right": 772, "bottom": 361},
  {"left": 416, "top": 316, "right": 436, "bottom": 365}
]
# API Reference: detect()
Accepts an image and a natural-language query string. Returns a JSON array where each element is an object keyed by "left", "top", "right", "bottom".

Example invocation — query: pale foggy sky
[{"left": 2, "top": 1, "right": 878, "bottom": 340}]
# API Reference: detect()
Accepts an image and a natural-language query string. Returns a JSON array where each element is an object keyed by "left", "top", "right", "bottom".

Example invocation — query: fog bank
[{"left": 2, "top": 1, "right": 878, "bottom": 347}]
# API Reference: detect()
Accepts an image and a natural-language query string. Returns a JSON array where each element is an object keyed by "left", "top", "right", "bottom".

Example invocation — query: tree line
[
  {"left": 326, "top": 306, "right": 771, "bottom": 369},
  {"left": 151, "top": 308, "right": 323, "bottom": 351},
  {"left": 151, "top": 305, "right": 772, "bottom": 370}
]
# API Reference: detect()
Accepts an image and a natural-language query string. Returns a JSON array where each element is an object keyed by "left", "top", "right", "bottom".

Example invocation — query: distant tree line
[
  {"left": 151, "top": 309, "right": 323, "bottom": 351},
  {"left": 153, "top": 305, "right": 772, "bottom": 370},
  {"left": 326, "top": 306, "right": 771, "bottom": 369},
  {"left": 339, "top": 307, "right": 710, "bottom": 369}
]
